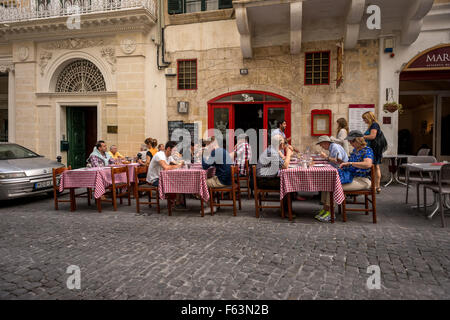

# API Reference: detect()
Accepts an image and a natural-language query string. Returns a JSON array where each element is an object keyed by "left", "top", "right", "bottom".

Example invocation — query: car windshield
[{"left": 0, "top": 144, "right": 40, "bottom": 160}]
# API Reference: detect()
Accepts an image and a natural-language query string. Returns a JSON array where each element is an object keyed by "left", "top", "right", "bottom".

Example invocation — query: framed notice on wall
[
  {"left": 311, "top": 109, "right": 332, "bottom": 136},
  {"left": 348, "top": 104, "right": 375, "bottom": 133}
]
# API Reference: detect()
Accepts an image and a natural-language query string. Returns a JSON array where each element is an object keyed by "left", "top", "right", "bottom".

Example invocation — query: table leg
[
  {"left": 70, "top": 189, "right": 76, "bottom": 212},
  {"left": 168, "top": 197, "right": 172, "bottom": 216},
  {"left": 383, "top": 172, "right": 394, "bottom": 187},
  {"left": 330, "top": 192, "right": 335, "bottom": 223},
  {"left": 287, "top": 193, "right": 293, "bottom": 222},
  {"left": 200, "top": 197, "right": 204, "bottom": 217},
  {"left": 393, "top": 171, "right": 407, "bottom": 186},
  {"left": 427, "top": 193, "right": 440, "bottom": 219}
]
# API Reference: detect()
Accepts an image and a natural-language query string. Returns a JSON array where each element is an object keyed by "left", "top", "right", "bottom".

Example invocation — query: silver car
[{"left": 0, "top": 142, "right": 65, "bottom": 200}]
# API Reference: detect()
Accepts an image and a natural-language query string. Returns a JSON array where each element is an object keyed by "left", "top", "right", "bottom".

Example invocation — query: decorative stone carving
[
  {"left": 100, "top": 47, "right": 116, "bottom": 74},
  {"left": 42, "top": 38, "right": 108, "bottom": 50},
  {"left": 17, "top": 46, "right": 29, "bottom": 61},
  {"left": 0, "top": 63, "right": 14, "bottom": 73},
  {"left": 39, "top": 51, "right": 52, "bottom": 76},
  {"left": 120, "top": 39, "right": 137, "bottom": 55}
]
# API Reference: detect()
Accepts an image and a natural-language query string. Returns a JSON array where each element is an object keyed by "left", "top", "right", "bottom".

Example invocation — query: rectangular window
[
  {"left": 168, "top": 0, "right": 232, "bottom": 15},
  {"left": 305, "top": 51, "right": 330, "bottom": 85},
  {"left": 178, "top": 59, "right": 197, "bottom": 90}
]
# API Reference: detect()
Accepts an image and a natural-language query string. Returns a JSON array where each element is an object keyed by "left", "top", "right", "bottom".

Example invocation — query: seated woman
[
  {"left": 316, "top": 130, "right": 374, "bottom": 222},
  {"left": 86, "top": 140, "right": 115, "bottom": 167}
]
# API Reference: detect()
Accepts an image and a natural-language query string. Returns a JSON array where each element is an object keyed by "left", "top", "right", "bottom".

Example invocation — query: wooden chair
[
  {"left": 252, "top": 165, "right": 285, "bottom": 219},
  {"left": 52, "top": 166, "right": 91, "bottom": 211},
  {"left": 133, "top": 166, "right": 160, "bottom": 214},
  {"left": 96, "top": 166, "right": 131, "bottom": 212},
  {"left": 339, "top": 165, "right": 377, "bottom": 223},
  {"left": 238, "top": 160, "right": 252, "bottom": 199},
  {"left": 208, "top": 165, "right": 241, "bottom": 216}
]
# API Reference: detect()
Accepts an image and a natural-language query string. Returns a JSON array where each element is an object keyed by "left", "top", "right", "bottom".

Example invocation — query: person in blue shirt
[
  {"left": 316, "top": 135, "right": 349, "bottom": 168},
  {"left": 202, "top": 139, "right": 232, "bottom": 187},
  {"left": 362, "top": 111, "right": 382, "bottom": 193},
  {"left": 317, "top": 131, "right": 374, "bottom": 223}
]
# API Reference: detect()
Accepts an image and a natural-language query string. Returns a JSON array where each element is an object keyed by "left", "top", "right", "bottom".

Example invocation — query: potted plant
[{"left": 383, "top": 102, "right": 403, "bottom": 114}]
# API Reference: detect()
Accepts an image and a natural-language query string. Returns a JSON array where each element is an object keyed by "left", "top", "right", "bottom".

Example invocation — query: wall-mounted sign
[
  {"left": 403, "top": 44, "right": 450, "bottom": 71},
  {"left": 107, "top": 125, "right": 118, "bottom": 134},
  {"left": 177, "top": 101, "right": 189, "bottom": 114},
  {"left": 348, "top": 104, "right": 375, "bottom": 133},
  {"left": 240, "top": 68, "right": 248, "bottom": 75},
  {"left": 311, "top": 109, "right": 332, "bottom": 136}
]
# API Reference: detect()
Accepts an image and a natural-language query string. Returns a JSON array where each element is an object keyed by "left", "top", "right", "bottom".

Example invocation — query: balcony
[
  {"left": 0, "top": 0, "right": 157, "bottom": 40},
  {"left": 0, "top": 0, "right": 156, "bottom": 23}
]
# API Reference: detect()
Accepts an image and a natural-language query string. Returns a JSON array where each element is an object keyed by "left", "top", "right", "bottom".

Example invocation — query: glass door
[
  {"left": 436, "top": 95, "right": 450, "bottom": 161},
  {"left": 263, "top": 104, "right": 290, "bottom": 149},
  {"left": 208, "top": 104, "right": 234, "bottom": 152}
]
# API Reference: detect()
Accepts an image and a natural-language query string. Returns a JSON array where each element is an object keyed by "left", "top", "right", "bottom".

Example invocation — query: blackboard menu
[
  {"left": 183, "top": 122, "right": 199, "bottom": 144},
  {"left": 168, "top": 121, "right": 184, "bottom": 141}
]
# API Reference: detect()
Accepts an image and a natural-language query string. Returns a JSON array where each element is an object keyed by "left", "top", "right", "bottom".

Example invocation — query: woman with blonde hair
[
  {"left": 362, "top": 111, "right": 383, "bottom": 193},
  {"left": 331, "top": 117, "right": 349, "bottom": 155}
]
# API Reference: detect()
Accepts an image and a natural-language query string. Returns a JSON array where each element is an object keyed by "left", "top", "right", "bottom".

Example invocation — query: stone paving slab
[{"left": 0, "top": 185, "right": 449, "bottom": 300}]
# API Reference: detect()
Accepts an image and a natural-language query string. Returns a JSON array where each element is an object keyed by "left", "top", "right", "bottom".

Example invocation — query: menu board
[
  {"left": 168, "top": 121, "right": 184, "bottom": 141},
  {"left": 348, "top": 104, "right": 375, "bottom": 133},
  {"left": 183, "top": 122, "right": 199, "bottom": 144}
]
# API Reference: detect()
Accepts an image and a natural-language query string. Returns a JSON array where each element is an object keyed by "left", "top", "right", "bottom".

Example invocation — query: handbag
[{"left": 373, "top": 129, "right": 388, "bottom": 155}]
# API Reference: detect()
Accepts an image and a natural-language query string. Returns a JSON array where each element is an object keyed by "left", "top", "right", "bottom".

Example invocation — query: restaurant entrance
[
  {"left": 66, "top": 107, "right": 97, "bottom": 169},
  {"left": 207, "top": 90, "right": 291, "bottom": 155}
]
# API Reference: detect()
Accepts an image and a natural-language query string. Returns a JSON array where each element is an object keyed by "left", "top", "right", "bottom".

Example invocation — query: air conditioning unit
[{"left": 165, "top": 68, "right": 177, "bottom": 76}]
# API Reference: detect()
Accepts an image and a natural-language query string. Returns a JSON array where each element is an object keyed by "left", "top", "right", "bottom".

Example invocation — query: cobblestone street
[{"left": 0, "top": 185, "right": 449, "bottom": 300}]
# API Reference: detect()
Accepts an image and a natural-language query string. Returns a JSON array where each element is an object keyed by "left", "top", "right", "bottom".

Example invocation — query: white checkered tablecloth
[
  {"left": 279, "top": 164, "right": 345, "bottom": 204},
  {"left": 159, "top": 168, "right": 210, "bottom": 202},
  {"left": 59, "top": 164, "right": 138, "bottom": 199}
]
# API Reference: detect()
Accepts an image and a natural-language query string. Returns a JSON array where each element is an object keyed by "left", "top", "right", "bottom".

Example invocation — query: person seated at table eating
[
  {"left": 230, "top": 134, "right": 252, "bottom": 177},
  {"left": 256, "top": 134, "right": 292, "bottom": 189},
  {"left": 86, "top": 140, "right": 115, "bottom": 167},
  {"left": 202, "top": 138, "right": 233, "bottom": 213},
  {"left": 316, "top": 135, "right": 348, "bottom": 168},
  {"left": 108, "top": 145, "right": 125, "bottom": 163},
  {"left": 146, "top": 141, "right": 185, "bottom": 210},
  {"left": 138, "top": 138, "right": 156, "bottom": 167},
  {"left": 316, "top": 130, "right": 374, "bottom": 223}
]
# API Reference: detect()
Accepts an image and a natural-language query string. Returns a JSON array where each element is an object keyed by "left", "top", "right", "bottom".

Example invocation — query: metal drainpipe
[{"left": 157, "top": 0, "right": 170, "bottom": 69}]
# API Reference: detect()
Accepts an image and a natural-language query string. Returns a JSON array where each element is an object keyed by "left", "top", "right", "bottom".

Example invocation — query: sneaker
[
  {"left": 318, "top": 211, "right": 331, "bottom": 223},
  {"left": 315, "top": 209, "right": 325, "bottom": 220},
  {"left": 202, "top": 207, "right": 217, "bottom": 214}
]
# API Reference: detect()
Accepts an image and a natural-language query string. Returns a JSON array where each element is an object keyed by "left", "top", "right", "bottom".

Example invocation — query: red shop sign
[{"left": 403, "top": 44, "right": 450, "bottom": 71}]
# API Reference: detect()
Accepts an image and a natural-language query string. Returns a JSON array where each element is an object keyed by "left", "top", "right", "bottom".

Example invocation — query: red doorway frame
[{"left": 208, "top": 90, "right": 291, "bottom": 150}]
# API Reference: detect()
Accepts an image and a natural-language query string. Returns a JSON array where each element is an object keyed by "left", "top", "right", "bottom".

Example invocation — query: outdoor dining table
[
  {"left": 401, "top": 162, "right": 448, "bottom": 219},
  {"left": 158, "top": 164, "right": 213, "bottom": 216},
  {"left": 383, "top": 154, "right": 410, "bottom": 187},
  {"left": 59, "top": 163, "right": 139, "bottom": 202},
  {"left": 279, "top": 163, "right": 345, "bottom": 222}
]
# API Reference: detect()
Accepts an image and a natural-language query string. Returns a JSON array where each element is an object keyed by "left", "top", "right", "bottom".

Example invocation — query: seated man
[
  {"left": 108, "top": 145, "right": 125, "bottom": 162},
  {"left": 87, "top": 140, "right": 115, "bottom": 167},
  {"left": 231, "top": 134, "right": 252, "bottom": 177},
  {"left": 202, "top": 139, "right": 233, "bottom": 213},
  {"left": 256, "top": 134, "right": 292, "bottom": 189},
  {"left": 317, "top": 130, "right": 374, "bottom": 223},
  {"left": 146, "top": 141, "right": 182, "bottom": 187},
  {"left": 146, "top": 141, "right": 184, "bottom": 210},
  {"left": 317, "top": 135, "right": 348, "bottom": 168}
]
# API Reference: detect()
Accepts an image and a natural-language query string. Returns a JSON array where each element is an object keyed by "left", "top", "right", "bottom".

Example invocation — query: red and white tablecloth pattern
[
  {"left": 279, "top": 164, "right": 345, "bottom": 204},
  {"left": 158, "top": 168, "right": 210, "bottom": 202},
  {"left": 189, "top": 163, "right": 216, "bottom": 178},
  {"left": 59, "top": 164, "right": 139, "bottom": 199}
]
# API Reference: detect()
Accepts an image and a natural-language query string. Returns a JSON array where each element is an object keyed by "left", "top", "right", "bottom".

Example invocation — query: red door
[{"left": 208, "top": 104, "right": 234, "bottom": 152}]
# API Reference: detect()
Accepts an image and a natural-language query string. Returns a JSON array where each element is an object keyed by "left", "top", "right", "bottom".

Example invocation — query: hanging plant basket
[{"left": 383, "top": 102, "right": 403, "bottom": 114}]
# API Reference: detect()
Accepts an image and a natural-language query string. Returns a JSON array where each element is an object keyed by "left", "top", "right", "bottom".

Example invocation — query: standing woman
[
  {"left": 331, "top": 118, "right": 349, "bottom": 155},
  {"left": 362, "top": 111, "right": 382, "bottom": 193}
]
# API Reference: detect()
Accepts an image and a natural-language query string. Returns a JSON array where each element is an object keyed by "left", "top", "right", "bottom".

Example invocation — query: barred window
[
  {"left": 305, "top": 51, "right": 330, "bottom": 85},
  {"left": 178, "top": 59, "right": 197, "bottom": 90}
]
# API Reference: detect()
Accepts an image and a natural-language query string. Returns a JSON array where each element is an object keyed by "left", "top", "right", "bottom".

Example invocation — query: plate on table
[{"left": 313, "top": 164, "right": 326, "bottom": 167}]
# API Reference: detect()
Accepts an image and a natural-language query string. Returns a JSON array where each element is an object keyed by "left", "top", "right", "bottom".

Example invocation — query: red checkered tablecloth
[
  {"left": 59, "top": 164, "right": 138, "bottom": 199},
  {"left": 158, "top": 168, "right": 210, "bottom": 202},
  {"left": 279, "top": 164, "right": 345, "bottom": 204}
]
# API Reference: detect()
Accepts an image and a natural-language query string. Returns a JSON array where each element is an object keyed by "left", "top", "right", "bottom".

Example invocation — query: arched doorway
[
  {"left": 56, "top": 59, "right": 105, "bottom": 168},
  {"left": 208, "top": 90, "right": 291, "bottom": 154},
  {"left": 398, "top": 44, "right": 450, "bottom": 161}
]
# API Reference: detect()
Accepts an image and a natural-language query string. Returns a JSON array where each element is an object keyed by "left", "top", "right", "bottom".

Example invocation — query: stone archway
[{"left": 55, "top": 59, "right": 106, "bottom": 92}]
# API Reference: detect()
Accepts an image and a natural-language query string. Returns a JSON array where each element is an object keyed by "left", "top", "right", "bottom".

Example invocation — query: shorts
[{"left": 206, "top": 176, "right": 227, "bottom": 188}]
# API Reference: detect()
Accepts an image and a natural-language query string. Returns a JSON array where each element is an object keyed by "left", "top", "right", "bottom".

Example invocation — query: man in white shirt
[{"left": 146, "top": 141, "right": 182, "bottom": 187}]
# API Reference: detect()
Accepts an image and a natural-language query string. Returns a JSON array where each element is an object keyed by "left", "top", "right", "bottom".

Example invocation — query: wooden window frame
[
  {"left": 177, "top": 59, "right": 198, "bottom": 90},
  {"left": 304, "top": 51, "right": 330, "bottom": 86}
]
